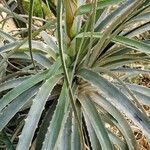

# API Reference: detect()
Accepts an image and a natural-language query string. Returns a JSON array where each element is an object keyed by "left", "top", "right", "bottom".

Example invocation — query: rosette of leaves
[{"left": 0, "top": 0, "right": 150, "bottom": 149}]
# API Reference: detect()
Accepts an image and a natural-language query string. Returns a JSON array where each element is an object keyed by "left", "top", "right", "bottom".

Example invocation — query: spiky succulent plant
[{"left": 0, "top": 0, "right": 150, "bottom": 149}]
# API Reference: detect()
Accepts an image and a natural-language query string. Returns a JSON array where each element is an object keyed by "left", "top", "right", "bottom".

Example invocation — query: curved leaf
[
  {"left": 25, "top": 52, "right": 52, "bottom": 69},
  {"left": 0, "top": 58, "right": 61, "bottom": 112},
  {"left": 42, "top": 83, "right": 70, "bottom": 150},
  {"left": 78, "top": 68, "right": 150, "bottom": 140},
  {"left": 95, "top": 0, "right": 137, "bottom": 31},
  {"left": 0, "top": 76, "right": 29, "bottom": 92},
  {"left": 91, "top": 93, "right": 137, "bottom": 149},
  {"left": 126, "top": 84, "right": 150, "bottom": 97},
  {"left": 116, "top": 84, "right": 150, "bottom": 105},
  {"left": 76, "top": 0, "right": 125, "bottom": 16},
  {"left": 0, "top": 41, "right": 57, "bottom": 59},
  {"left": 71, "top": 106, "right": 82, "bottom": 150},
  {"left": 0, "top": 29, "right": 16, "bottom": 42},
  {"left": 111, "top": 68, "right": 150, "bottom": 74},
  {"left": 0, "top": 84, "right": 39, "bottom": 131},
  {"left": 124, "top": 22, "right": 150, "bottom": 37},
  {"left": 83, "top": 112, "right": 102, "bottom": 150},
  {"left": 76, "top": 32, "right": 150, "bottom": 54},
  {"left": 16, "top": 74, "right": 62, "bottom": 150},
  {"left": 35, "top": 101, "right": 58, "bottom": 150},
  {"left": 0, "top": 71, "right": 47, "bottom": 112},
  {"left": 9, "top": 52, "right": 52, "bottom": 69},
  {"left": 40, "top": 31, "right": 58, "bottom": 52},
  {"left": 79, "top": 94, "right": 113, "bottom": 150},
  {"left": 58, "top": 112, "right": 72, "bottom": 150},
  {"left": 107, "top": 130, "right": 127, "bottom": 150}
]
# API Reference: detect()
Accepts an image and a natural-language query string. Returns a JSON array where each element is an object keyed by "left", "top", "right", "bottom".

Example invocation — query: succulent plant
[{"left": 0, "top": 0, "right": 150, "bottom": 149}]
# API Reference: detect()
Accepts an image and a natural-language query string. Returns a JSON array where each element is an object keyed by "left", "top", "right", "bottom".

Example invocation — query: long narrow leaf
[
  {"left": 0, "top": 41, "right": 57, "bottom": 58},
  {"left": 78, "top": 68, "right": 150, "bottom": 140},
  {"left": 58, "top": 112, "right": 72, "bottom": 150},
  {"left": 79, "top": 94, "right": 113, "bottom": 149},
  {"left": 111, "top": 68, "right": 150, "bottom": 74},
  {"left": 0, "top": 84, "right": 39, "bottom": 131},
  {"left": 95, "top": 0, "right": 136, "bottom": 32},
  {"left": 0, "top": 29, "right": 16, "bottom": 42},
  {"left": 0, "top": 58, "right": 61, "bottom": 112},
  {"left": 71, "top": 103, "right": 82, "bottom": 150},
  {"left": 76, "top": 32, "right": 150, "bottom": 54},
  {"left": 0, "top": 76, "right": 29, "bottom": 92},
  {"left": 35, "top": 100, "right": 58, "bottom": 150},
  {"left": 83, "top": 112, "right": 102, "bottom": 150},
  {"left": 40, "top": 31, "right": 58, "bottom": 52},
  {"left": 107, "top": 130, "right": 127, "bottom": 150},
  {"left": 57, "top": 1, "right": 85, "bottom": 148},
  {"left": 76, "top": 0, "right": 125, "bottom": 16},
  {"left": 91, "top": 93, "right": 137, "bottom": 149},
  {"left": 126, "top": 83, "right": 150, "bottom": 97},
  {"left": 42, "top": 83, "right": 70, "bottom": 150},
  {"left": 0, "top": 71, "right": 47, "bottom": 112},
  {"left": 16, "top": 74, "right": 62, "bottom": 150}
]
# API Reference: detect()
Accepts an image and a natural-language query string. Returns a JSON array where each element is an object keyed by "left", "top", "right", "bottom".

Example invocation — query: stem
[
  {"left": 57, "top": 1, "right": 86, "bottom": 149},
  {"left": 29, "top": 0, "right": 37, "bottom": 72}
]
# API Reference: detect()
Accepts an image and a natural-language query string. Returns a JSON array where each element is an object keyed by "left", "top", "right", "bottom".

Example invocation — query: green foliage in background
[
  {"left": 22, "top": 0, "right": 50, "bottom": 17},
  {"left": 0, "top": 0, "right": 150, "bottom": 149}
]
